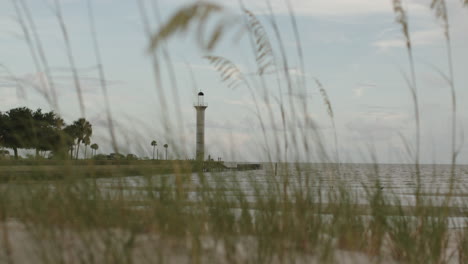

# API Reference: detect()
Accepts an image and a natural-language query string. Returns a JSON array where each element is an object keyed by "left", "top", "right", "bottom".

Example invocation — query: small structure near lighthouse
[{"left": 194, "top": 91, "right": 207, "bottom": 161}]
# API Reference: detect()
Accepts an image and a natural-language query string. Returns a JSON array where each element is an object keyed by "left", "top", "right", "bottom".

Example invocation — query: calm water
[
  {"left": 2, "top": 163, "right": 467, "bottom": 228},
  {"left": 93, "top": 163, "right": 468, "bottom": 228},
  {"left": 96, "top": 163, "right": 468, "bottom": 206}
]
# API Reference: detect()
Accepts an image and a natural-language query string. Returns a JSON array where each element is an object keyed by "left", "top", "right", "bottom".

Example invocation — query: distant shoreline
[
  {"left": 0, "top": 160, "right": 201, "bottom": 181},
  {"left": 0, "top": 160, "right": 261, "bottom": 181}
]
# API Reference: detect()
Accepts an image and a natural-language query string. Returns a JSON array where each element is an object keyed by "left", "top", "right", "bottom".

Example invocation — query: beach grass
[{"left": 0, "top": 0, "right": 467, "bottom": 263}]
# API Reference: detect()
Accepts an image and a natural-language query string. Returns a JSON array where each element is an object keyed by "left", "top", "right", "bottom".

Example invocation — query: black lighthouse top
[{"left": 195, "top": 91, "right": 207, "bottom": 107}]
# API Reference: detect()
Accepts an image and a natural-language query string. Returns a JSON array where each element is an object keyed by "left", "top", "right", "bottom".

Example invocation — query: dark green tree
[
  {"left": 0, "top": 107, "right": 96, "bottom": 160},
  {"left": 83, "top": 137, "right": 91, "bottom": 159},
  {"left": 0, "top": 107, "right": 95, "bottom": 160},
  {"left": 31, "top": 109, "right": 64, "bottom": 157},
  {"left": 164, "top": 143, "right": 168, "bottom": 160},
  {"left": 151, "top": 140, "right": 157, "bottom": 160},
  {"left": 63, "top": 124, "right": 78, "bottom": 159},
  {"left": 0, "top": 112, "right": 6, "bottom": 151},
  {"left": 72, "top": 118, "right": 92, "bottom": 159},
  {"left": 91, "top": 143, "right": 99, "bottom": 157},
  {"left": 0, "top": 107, "right": 35, "bottom": 159}
]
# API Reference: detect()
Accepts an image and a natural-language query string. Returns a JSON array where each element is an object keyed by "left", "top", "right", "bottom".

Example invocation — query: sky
[{"left": 0, "top": 0, "right": 468, "bottom": 164}]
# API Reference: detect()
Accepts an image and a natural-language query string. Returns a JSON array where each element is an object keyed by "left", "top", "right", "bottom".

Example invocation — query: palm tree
[
  {"left": 151, "top": 140, "right": 157, "bottom": 160},
  {"left": 73, "top": 118, "right": 92, "bottom": 159},
  {"left": 91, "top": 143, "right": 99, "bottom": 157},
  {"left": 164, "top": 143, "right": 168, "bottom": 160},
  {"left": 63, "top": 124, "right": 78, "bottom": 159},
  {"left": 83, "top": 137, "right": 91, "bottom": 159}
]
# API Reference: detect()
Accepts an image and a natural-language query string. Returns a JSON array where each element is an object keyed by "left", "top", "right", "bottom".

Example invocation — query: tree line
[{"left": 0, "top": 107, "right": 97, "bottom": 159}]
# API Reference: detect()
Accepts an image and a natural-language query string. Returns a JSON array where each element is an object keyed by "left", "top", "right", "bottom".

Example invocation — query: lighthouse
[{"left": 194, "top": 91, "right": 207, "bottom": 161}]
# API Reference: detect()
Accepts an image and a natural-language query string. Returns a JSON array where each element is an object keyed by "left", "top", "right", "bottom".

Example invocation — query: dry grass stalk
[
  {"left": 52, "top": 0, "right": 86, "bottom": 117},
  {"left": 243, "top": 9, "right": 275, "bottom": 75},
  {"left": 204, "top": 56, "right": 246, "bottom": 90},
  {"left": 148, "top": 2, "right": 224, "bottom": 52}
]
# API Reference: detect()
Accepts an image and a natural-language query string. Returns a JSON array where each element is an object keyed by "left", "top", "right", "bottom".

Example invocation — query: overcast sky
[{"left": 1, "top": 0, "right": 467, "bottom": 163}]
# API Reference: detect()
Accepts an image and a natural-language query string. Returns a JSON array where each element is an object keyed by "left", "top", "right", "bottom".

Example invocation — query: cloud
[
  {"left": 373, "top": 28, "right": 444, "bottom": 51},
  {"left": 224, "top": 99, "right": 252, "bottom": 106},
  {"left": 179, "top": 63, "right": 215, "bottom": 72},
  {"left": 4, "top": 70, "right": 125, "bottom": 101},
  {"left": 345, "top": 108, "right": 411, "bottom": 141},
  {"left": 0, "top": 17, "right": 22, "bottom": 39},
  {"left": 353, "top": 87, "right": 365, "bottom": 98},
  {"left": 160, "top": 0, "right": 426, "bottom": 17},
  {"left": 352, "top": 82, "right": 377, "bottom": 98},
  {"left": 359, "top": 105, "right": 401, "bottom": 111},
  {"left": 286, "top": 91, "right": 316, "bottom": 100},
  {"left": 0, "top": 87, "right": 21, "bottom": 106},
  {"left": 287, "top": 67, "right": 306, "bottom": 77},
  {"left": 221, "top": 0, "right": 425, "bottom": 17}
]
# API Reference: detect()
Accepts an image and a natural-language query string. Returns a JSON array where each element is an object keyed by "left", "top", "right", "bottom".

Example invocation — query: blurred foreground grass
[
  {"left": 1, "top": 0, "right": 468, "bottom": 263},
  {"left": 0, "top": 164, "right": 467, "bottom": 263}
]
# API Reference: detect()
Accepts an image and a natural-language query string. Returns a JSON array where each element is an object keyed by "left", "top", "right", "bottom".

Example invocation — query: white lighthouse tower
[{"left": 194, "top": 91, "right": 207, "bottom": 161}]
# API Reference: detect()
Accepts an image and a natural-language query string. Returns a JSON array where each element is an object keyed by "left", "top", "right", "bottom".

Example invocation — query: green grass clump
[
  {"left": 1, "top": 0, "right": 467, "bottom": 263},
  {"left": 0, "top": 167, "right": 467, "bottom": 263}
]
